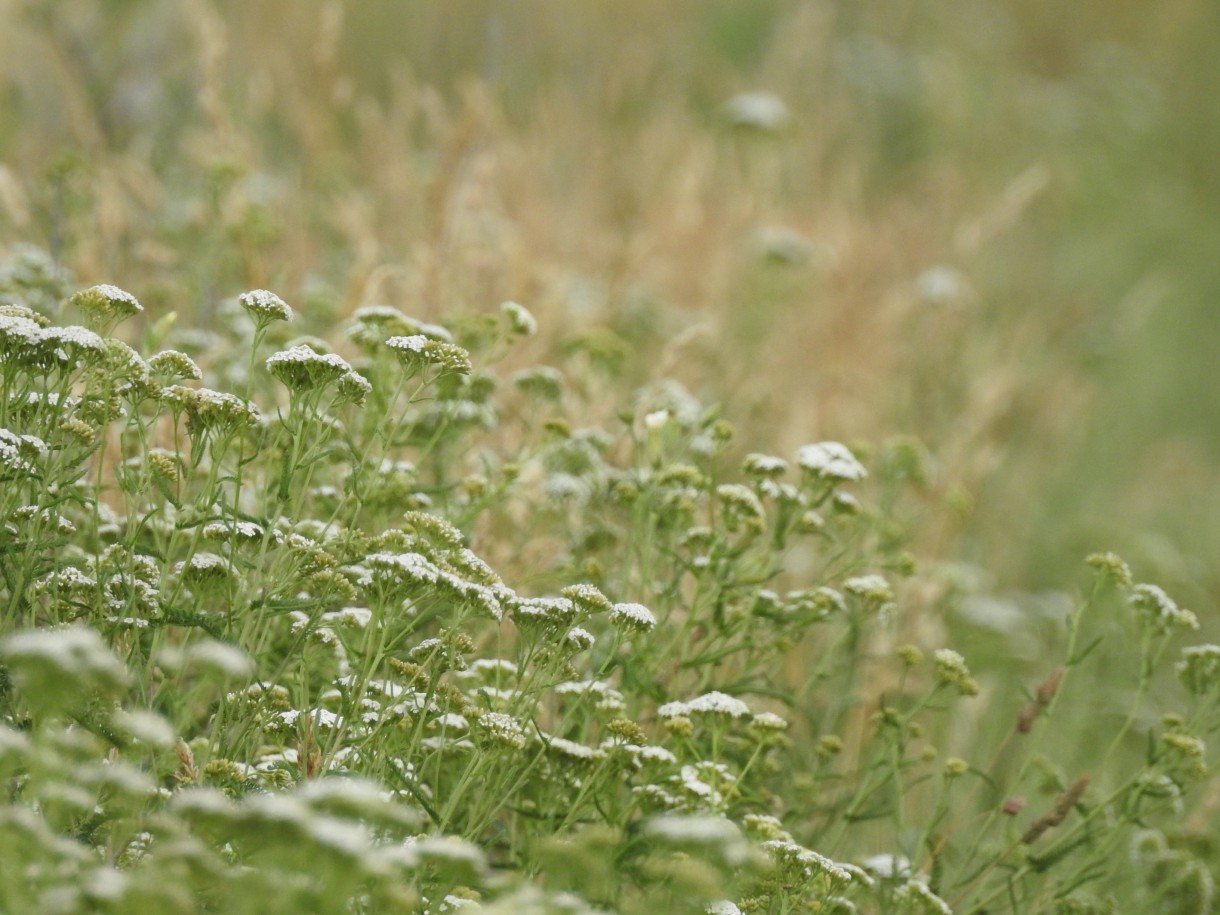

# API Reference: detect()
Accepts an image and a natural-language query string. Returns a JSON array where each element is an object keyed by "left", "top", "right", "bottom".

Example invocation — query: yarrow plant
[{"left": 0, "top": 262, "right": 1216, "bottom": 915}]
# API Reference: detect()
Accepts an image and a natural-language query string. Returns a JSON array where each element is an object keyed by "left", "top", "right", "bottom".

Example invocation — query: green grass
[
  {"left": 0, "top": 282, "right": 1216, "bottom": 914},
  {"left": 2, "top": 2, "right": 1220, "bottom": 912}
]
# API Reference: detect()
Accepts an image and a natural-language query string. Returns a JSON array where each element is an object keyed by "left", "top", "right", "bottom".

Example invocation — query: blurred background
[{"left": 1, "top": 0, "right": 1218, "bottom": 611}]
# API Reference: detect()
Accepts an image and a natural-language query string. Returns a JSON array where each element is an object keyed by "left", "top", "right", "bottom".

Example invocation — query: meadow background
[
  {"left": 2, "top": 1, "right": 1220, "bottom": 911},
  {"left": 3, "top": 0, "right": 1219, "bottom": 599}
]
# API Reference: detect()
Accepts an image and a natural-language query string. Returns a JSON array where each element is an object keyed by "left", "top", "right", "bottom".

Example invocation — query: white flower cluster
[
  {"left": 0, "top": 428, "right": 38, "bottom": 476},
  {"left": 386, "top": 334, "right": 473, "bottom": 376},
  {"left": 657, "top": 690, "right": 752, "bottom": 720},
  {"left": 761, "top": 838, "right": 859, "bottom": 886},
  {"left": 844, "top": 574, "right": 894, "bottom": 606},
  {"left": 477, "top": 711, "right": 528, "bottom": 750},
  {"left": 609, "top": 601, "right": 657, "bottom": 632},
  {"left": 70, "top": 283, "right": 143, "bottom": 322},
  {"left": 1131, "top": 583, "right": 1199, "bottom": 632},
  {"left": 238, "top": 289, "right": 293, "bottom": 324},
  {"left": 266, "top": 344, "right": 370, "bottom": 402},
  {"left": 796, "top": 441, "right": 867, "bottom": 482},
  {"left": 501, "top": 300, "right": 537, "bottom": 336},
  {"left": 723, "top": 91, "right": 791, "bottom": 132},
  {"left": 1178, "top": 644, "right": 1220, "bottom": 695},
  {"left": 742, "top": 452, "right": 789, "bottom": 478}
]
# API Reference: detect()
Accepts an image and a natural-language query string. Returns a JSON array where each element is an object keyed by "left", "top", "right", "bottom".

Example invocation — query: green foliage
[{"left": 1, "top": 278, "right": 1218, "bottom": 913}]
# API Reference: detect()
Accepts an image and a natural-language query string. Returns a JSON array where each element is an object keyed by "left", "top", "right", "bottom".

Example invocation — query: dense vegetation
[{"left": 2, "top": 3, "right": 1219, "bottom": 913}]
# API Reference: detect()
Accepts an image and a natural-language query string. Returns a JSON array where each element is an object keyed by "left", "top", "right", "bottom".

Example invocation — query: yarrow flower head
[
  {"left": 933, "top": 648, "right": 978, "bottom": 696},
  {"left": 266, "top": 343, "right": 368, "bottom": 403},
  {"left": 164, "top": 386, "right": 262, "bottom": 437},
  {"left": 511, "top": 365, "right": 565, "bottom": 400},
  {"left": 561, "top": 583, "right": 613, "bottom": 616},
  {"left": 346, "top": 305, "right": 454, "bottom": 351},
  {"left": 1131, "top": 583, "right": 1198, "bottom": 633},
  {"left": 894, "top": 878, "right": 953, "bottom": 914},
  {"left": 0, "top": 428, "right": 42, "bottom": 477},
  {"left": 796, "top": 441, "right": 867, "bottom": 483},
  {"left": 511, "top": 596, "right": 577, "bottom": 631},
  {"left": 1086, "top": 551, "right": 1133, "bottom": 588},
  {"left": 844, "top": 574, "right": 895, "bottom": 606},
  {"left": 69, "top": 283, "right": 143, "bottom": 328},
  {"left": 658, "top": 691, "right": 752, "bottom": 721},
  {"left": 742, "top": 452, "right": 789, "bottom": 479},
  {"left": 476, "top": 711, "right": 527, "bottom": 750},
  {"left": 238, "top": 289, "right": 293, "bottom": 326},
  {"left": 147, "top": 349, "right": 202, "bottom": 381},
  {"left": 386, "top": 334, "right": 472, "bottom": 376},
  {"left": 32, "top": 324, "right": 106, "bottom": 369},
  {"left": 610, "top": 601, "right": 657, "bottom": 633},
  {"left": 723, "top": 91, "right": 792, "bottom": 132},
  {"left": 501, "top": 300, "right": 538, "bottom": 336},
  {"left": 1177, "top": 645, "right": 1220, "bottom": 696}
]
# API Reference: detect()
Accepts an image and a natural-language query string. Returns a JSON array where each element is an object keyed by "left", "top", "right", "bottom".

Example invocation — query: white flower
[
  {"left": 844, "top": 574, "right": 894, "bottom": 605},
  {"left": 1131, "top": 583, "right": 1198, "bottom": 631},
  {"left": 386, "top": 333, "right": 428, "bottom": 354},
  {"left": 610, "top": 601, "right": 657, "bottom": 632},
  {"left": 501, "top": 300, "right": 538, "bottom": 336},
  {"left": 894, "top": 878, "right": 953, "bottom": 914},
  {"left": 658, "top": 691, "right": 752, "bottom": 720},
  {"left": 796, "top": 441, "right": 866, "bottom": 482},
  {"left": 477, "top": 711, "right": 527, "bottom": 749},
  {"left": 643, "top": 409, "right": 671, "bottom": 431},
  {"left": 742, "top": 453, "right": 789, "bottom": 477},
  {"left": 543, "top": 734, "right": 603, "bottom": 762},
  {"left": 238, "top": 289, "right": 293, "bottom": 323},
  {"left": 147, "top": 349, "right": 202, "bottom": 381},
  {"left": 565, "top": 627, "right": 596, "bottom": 651},
  {"left": 917, "top": 266, "right": 972, "bottom": 306},
  {"left": 70, "top": 283, "right": 143, "bottom": 321},
  {"left": 723, "top": 91, "right": 791, "bottom": 131},
  {"left": 860, "top": 853, "right": 912, "bottom": 879},
  {"left": 266, "top": 344, "right": 354, "bottom": 391},
  {"left": 642, "top": 815, "right": 751, "bottom": 866},
  {"left": 750, "top": 711, "right": 789, "bottom": 731}
]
